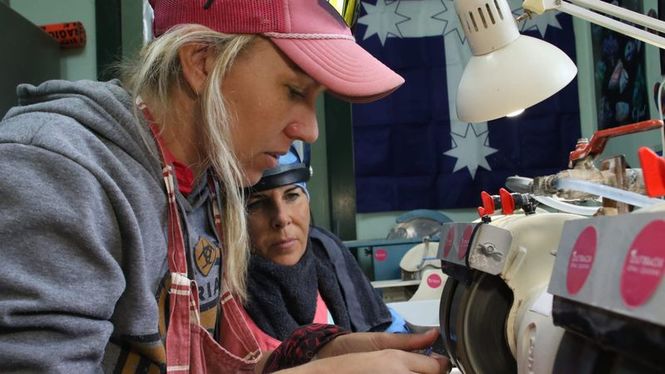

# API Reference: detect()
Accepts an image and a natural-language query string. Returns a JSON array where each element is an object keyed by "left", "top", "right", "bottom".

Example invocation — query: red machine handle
[{"left": 569, "top": 119, "right": 663, "bottom": 164}]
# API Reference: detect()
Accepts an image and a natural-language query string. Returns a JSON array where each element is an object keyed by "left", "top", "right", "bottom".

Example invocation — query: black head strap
[{"left": 248, "top": 163, "right": 310, "bottom": 193}]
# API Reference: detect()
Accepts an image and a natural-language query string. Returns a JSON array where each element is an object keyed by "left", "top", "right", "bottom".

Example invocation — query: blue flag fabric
[{"left": 352, "top": 0, "right": 581, "bottom": 213}]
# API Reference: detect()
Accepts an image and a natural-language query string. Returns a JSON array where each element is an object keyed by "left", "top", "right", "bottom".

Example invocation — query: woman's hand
[
  {"left": 264, "top": 328, "right": 451, "bottom": 373},
  {"left": 298, "top": 328, "right": 450, "bottom": 373},
  {"left": 317, "top": 327, "right": 441, "bottom": 358},
  {"left": 290, "top": 349, "right": 449, "bottom": 374}
]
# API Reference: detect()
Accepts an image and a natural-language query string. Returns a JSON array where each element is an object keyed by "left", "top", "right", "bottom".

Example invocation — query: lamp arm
[
  {"left": 569, "top": 0, "right": 665, "bottom": 33},
  {"left": 523, "top": 0, "right": 665, "bottom": 49}
]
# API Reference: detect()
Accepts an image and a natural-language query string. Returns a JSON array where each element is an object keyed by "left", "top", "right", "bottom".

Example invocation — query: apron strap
[
  {"left": 140, "top": 103, "right": 192, "bottom": 372},
  {"left": 165, "top": 273, "right": 193, "bottom": 373}
]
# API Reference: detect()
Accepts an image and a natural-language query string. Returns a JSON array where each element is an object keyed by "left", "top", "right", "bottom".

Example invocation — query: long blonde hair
[{"left": 120, "top": 25, "right": 255, "bottom": 302}]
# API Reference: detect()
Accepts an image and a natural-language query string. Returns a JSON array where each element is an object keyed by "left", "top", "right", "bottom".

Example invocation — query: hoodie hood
[{"left": 2, "top": 79, "right": 160, "bottom": 179}]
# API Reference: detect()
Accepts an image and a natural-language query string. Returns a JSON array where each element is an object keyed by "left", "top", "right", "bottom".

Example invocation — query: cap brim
[{"left": 271, "top": 37, "right": 404, "bottom": 103}]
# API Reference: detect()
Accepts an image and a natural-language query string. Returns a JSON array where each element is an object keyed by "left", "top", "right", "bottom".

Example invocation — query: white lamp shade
[{"left": 456, "top": 34, "right": 577, "bottom": 123}]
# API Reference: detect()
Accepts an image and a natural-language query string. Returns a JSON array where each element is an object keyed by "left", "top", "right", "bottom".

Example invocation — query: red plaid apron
[{"left": 146, "top": 107, "right": 261, "bottom": 373}]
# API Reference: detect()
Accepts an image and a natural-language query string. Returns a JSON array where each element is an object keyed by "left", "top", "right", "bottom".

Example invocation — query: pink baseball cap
[{"left": 150, "top": 0, "right": 404, "bottom": 103}]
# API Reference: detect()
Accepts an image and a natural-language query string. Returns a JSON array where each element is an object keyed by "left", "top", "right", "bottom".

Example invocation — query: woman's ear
[{"left": 179, "top": 43, "right": 213, "bottom": 95}]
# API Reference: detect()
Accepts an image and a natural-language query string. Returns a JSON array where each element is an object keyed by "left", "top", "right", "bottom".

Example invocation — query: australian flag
[{"left": 352, "top": 0, "right": 581, "bottom": 213}]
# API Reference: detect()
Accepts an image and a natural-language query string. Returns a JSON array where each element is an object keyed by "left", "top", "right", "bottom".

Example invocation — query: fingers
[
  {"left": 406, "top": 352, "right": 445, "bottom": 374},
  {"left": 373, "top": 328, "right": 440, "bottom": 352},
  {"left": 307, "top": 350, "right": 449, "bottom": 374},
  {"left": 430, "top": 353, "right": 452, "bottom": 374},
  {"left": 316, "top": 328, "right": 441, "bottom": 359},
  {"left": 388, "top": 349, "right": 447, "bottom": 374}
]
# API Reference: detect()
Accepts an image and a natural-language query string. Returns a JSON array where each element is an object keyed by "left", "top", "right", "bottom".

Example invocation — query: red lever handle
[{"left": 569, "top": 119, "right": 663, "bottom": 164}]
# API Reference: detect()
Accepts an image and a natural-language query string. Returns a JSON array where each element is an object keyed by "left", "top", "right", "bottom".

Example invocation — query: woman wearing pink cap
[{"left": 0, "top": 1, "right": 449, "bottom": 373}]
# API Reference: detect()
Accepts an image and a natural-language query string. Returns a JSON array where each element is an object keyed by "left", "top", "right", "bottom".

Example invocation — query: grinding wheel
[
  {"left": 440, "top": 272, "right": 516, "bottom": 373},
  {"left": 440, "top": 277, "right": 464, "bottom": 368}
]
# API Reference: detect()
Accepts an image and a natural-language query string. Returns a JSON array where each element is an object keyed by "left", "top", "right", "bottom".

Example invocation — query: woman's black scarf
[{"left": 245, "top": 228, "right": 391, "bottom": 340}]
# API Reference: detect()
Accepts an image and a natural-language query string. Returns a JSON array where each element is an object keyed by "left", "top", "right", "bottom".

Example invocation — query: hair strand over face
[{"left": 119, "top": 25, "right": 257, "bottom": 303}]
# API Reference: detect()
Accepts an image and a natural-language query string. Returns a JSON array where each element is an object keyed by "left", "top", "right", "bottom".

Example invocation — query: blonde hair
[{"left": 120, "top": 25, "right": 256, "bottom": 302}]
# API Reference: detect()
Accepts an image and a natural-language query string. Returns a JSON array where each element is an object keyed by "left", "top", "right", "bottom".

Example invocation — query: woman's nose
[
  {"left": 284, "top": 112, "right": 319, "bottom": 143},
  {"left": 271, "top": 204, "right": 291, "bottom": 229}
]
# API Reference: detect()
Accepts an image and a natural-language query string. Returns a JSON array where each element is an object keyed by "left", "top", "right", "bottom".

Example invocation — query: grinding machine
[{"left": 436, "top": 121, "right": 665, "bottom": 373}]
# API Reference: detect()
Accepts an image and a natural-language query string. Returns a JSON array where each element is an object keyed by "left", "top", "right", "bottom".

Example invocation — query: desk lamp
[{"left": 455, "top": 0, "right": 665, "bottom": 124}]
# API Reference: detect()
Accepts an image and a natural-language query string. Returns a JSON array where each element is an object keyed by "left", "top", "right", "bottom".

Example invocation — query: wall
[
  {"left": 9, "top": 0, "right": 96, "bottom": 81},
  {"left": 606, "top": 0, "right": 664, "bottom": 165},
  {"left": 120, "top": 0, "right": 144, "bottom": 60},
  {"left": 309, "top": 96, "right": 332, "bottom": 229},
  {"left": 574, "top": 0, "right": 663, "bottom": 167}
]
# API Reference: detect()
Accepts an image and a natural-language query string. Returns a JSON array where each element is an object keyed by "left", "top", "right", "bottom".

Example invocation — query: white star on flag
[
  {"left": 394, "top": 1, "right": 447, "bottom": 40},
  {"left": 436, "top": 0, "right": 466, "bottom": 45},
  {"left": 444, "top": 124, "right": 498, "bottom": 178},
  {"left": 357, "top": 0, "right": 407, "bottom": 45}
]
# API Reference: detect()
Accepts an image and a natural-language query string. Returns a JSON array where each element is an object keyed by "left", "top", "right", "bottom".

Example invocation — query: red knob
[
  {"left": 480, "top": 191, "right": 495, "bottom": 214},
  {"left": 499, "top": 188, "right": 515, "bottom": 215}
]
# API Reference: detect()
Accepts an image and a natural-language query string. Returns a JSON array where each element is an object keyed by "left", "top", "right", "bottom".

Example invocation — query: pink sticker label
[
  {"left": 566, "top": 226, "right": 597, "bottom": 295},
  {"left": 620, "top": 220, "right": 665, "bottom": 308},
  {"left": 375, "top": 249, "right": 387, "bottom": 262},
  {"left": 458, "top": 225, "right": 474, "bottom": 260},
  {"left": 427, "top": 273, "right": 442, "bottom": 288},
  {"left": 443, "top": 227, "right": 455, "bottom": 258}
]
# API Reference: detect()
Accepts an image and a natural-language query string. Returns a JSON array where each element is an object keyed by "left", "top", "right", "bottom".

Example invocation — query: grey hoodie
[{"left": 0, "top": 80, "right": 178, "bottom": 372}]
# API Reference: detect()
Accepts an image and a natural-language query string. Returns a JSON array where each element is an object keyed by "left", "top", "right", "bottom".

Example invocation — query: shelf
[{"left": 371, "top": 279, "right": 421, "bottom": 289}]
